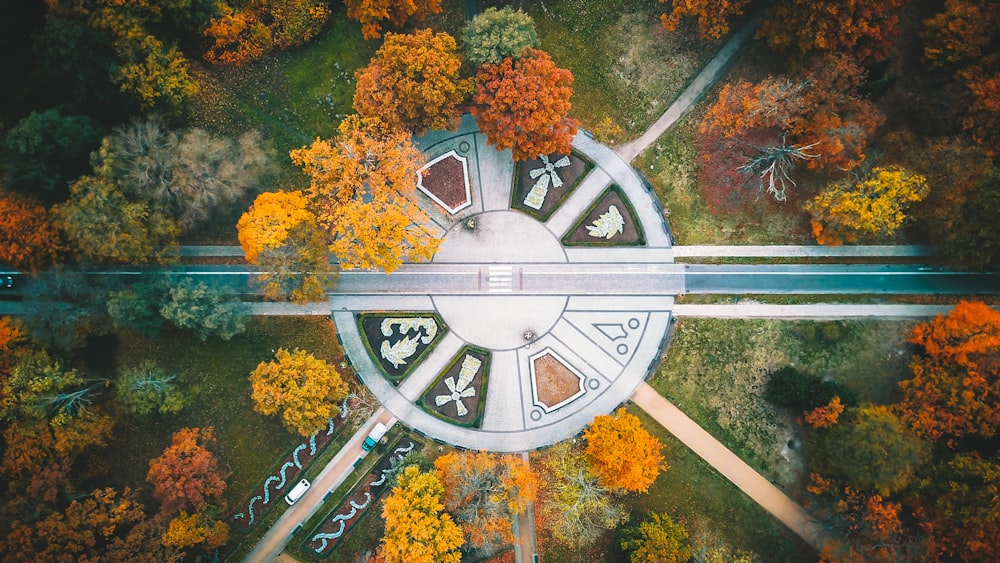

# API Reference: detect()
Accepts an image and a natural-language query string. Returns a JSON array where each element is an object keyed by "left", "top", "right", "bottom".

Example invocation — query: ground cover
[
  {"left": 102, "top": 317, "right": 352, "bottom": 512},
  {"left": 649, "top": 318, "right": 915, "bottom": 490},
  {"left": 562, "top": 186, "right": 645, "bottom": 246}
]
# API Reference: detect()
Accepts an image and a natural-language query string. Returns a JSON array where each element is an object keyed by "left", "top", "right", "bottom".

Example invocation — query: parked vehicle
[
  {"left": 285, "top": 479, "right": 310, "bottom": 505},
  {"left": 362, "top": 422, "right": 387, "bottom": 451}
]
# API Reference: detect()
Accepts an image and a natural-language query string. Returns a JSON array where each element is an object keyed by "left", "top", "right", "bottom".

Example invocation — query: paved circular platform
[{"left": 332, "top": 115, "right": 677, "bottom": 452}]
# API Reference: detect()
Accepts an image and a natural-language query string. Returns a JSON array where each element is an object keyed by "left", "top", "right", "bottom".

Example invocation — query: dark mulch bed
[
  {"left": 303, "top": 437, "right": 424, "bottom": 557},
  {"left": 418, "top": 152, "right": 470, "bottom": 213},
  {"left": 420, "top": 347, "right": 490, "bottom": 427},
  {"left": 230, "top": 417, "right": 345, "bottom": 533},
  {"left": 562, "top": 185, "right": 646, "bottom": 246},
  {"left": 511, "top": 152, "right": 593, "bottom": 220},
  {"left": 358, "top": 313, "right": 445, "bottom": 382},
  {"left": 532, "top": 352, "right": 585, "bottom": 410}
]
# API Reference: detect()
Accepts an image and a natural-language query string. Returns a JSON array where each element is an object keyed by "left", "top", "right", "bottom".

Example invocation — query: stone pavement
[
  {"left": 673, "top": 303, "right": 953, "bottom": 318},
  {"left": 331, "top": 114, "right": 676, "bottom": 452}
]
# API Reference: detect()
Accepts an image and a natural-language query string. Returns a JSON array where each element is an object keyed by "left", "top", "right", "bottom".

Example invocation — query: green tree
[
  {"left": 54, "top": 175, "right": 180, "bottom": 265},
  {"left": 461, "top": 7, "right": 539, "bottom": 66},
  {"left": 159, "top": 278, "right": 247, "bottom": 341},
  {"left": 115, "top": 360, "right": 184, "bottom": 416},
  {"left": 109, "top": 26, "right": 199, "bottom": 118},
  {"left": 21, "top": 266, "right": 116, "bottom": 351},
  {"left": 621, "top": 512, "right": 692, "bottom": 563},
  {"left": 249, "top": 348, "right": 349, "bottom": 437},
  {"left": 380, "top": 465, "right": 462, "bottom": 563},
  {"left": 1, "top": 108, "right": 104, "bottom": 193},
  {"left": 818, "top": 405, "right": 931, "bottom": 496},
  {"left": 940, "top": 165, "right": 1000, "bottom": 271},
  {"left": 539, "top": 441, "right": 626, "bottom": 548},
  {"left": 106, "top": 279, "right": 170, "bottom": 337}
]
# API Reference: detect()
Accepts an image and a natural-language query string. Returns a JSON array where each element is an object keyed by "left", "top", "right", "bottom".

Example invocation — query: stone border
[
  {"left": 417, "top": 150, "right": 472, "bottom": 214},
  {"left": 356, "top": 312, "right": 448, "bottom": 383},
  {"left": 527, "top": 348, "right": 588, "bottom": 413},
  {"left": 419, "top": 346, "right": 491, "bottom": 428},
  {"left": 561, "top": 185, "right": 646, "bottom": 246}
]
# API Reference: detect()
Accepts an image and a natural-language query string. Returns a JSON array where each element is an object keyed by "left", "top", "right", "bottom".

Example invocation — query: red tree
[
  {"left": 472, "top": 48, "right": 579, "bottom": 161},
  {"left": 0, "top": 190, "right": 61, "bottom": 271},
  {"left": 147, "top": 427, "right": 228, "bottom": 514}
]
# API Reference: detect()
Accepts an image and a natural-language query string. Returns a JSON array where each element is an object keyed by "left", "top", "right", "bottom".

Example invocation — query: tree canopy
[
  {"left": 204, "top": 0, "right": 331, "bottom": 66},
  {"left": 380, "top": 465, "right": 463, "bottom": 563},
  {"left": 159, "top": 278, "right": 248, "bottom": 341},
  {"left": 462, "top": 7, "right": 539, "bottom": 66},
  {"left": 0, "top": 189, "right": 62, "bottom": 271},
  {"left": 472, "top": 48, "right": 578, "bottom": 161},
  {"left": 354, "top": 29, "right": 473, "bottom": 135},
  {"left": 584, "top": 408, "right": 666, "bottom": 493},
  {"left": 147, "top": 427, "right": 227, "bottom": 515},
  {"left": 249, "top": 348, "right": 349, "bottom": 437},
  {"left": 620, "top": 512, "right": 693, "bottom": 563},
  {"left": 115, "top": 360, "right": 184, "bottom": 416},
  {"left": 346, "top": 0, "right": 442, "bottom": 40}
]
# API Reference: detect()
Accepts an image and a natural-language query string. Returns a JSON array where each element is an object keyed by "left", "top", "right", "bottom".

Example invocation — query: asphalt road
[{"left": 3, "top": 263, "right": 998, "bottom": 297}]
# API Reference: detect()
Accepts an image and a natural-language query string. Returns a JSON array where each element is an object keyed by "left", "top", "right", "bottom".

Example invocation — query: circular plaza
[{"left": 332, "top": 114, "right": 678, "bottom": 451}]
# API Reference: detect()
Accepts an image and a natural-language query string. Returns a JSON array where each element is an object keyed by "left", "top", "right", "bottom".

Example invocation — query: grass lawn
[
  {"left": 99, "top": 317, "right": 353, "bottom": 512},
  {"left": 649, "top": 318, "right": 916, "bottom": 489}
]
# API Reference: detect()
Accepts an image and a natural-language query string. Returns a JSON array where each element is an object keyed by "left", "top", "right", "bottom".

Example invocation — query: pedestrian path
[
  {"left": 631, "top": 383, "right": 830, "bottom": 552},
  {"left": 673, "top": 303, "right": 953, "bottom": 318},
  {"left": 673, "top": 245, "right": 934, "bottom": 258}
]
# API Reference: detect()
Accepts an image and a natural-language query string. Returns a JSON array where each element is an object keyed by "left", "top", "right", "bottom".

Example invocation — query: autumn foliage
[
  {"left": 237, "top": 190, "right": 316, "bottom": 264},
  {"left": 354, "top": 29, "right": 473, "bottom": 135},
  {"left": 290, "top": 115, "right": 439, "bottom": 272},
  {"left": 434, "top": 451, "right": 537, "bottom": 551},
  {"left": 0, "top": 190, "right": 61, "bottom": 271},
  {"left": 346, "top": 0, "right": 442, "bottom": 40},
  {"left": 803, "top": 396, "right": 845, "bottom": 428},
  {"left": 659, "top": 0, "right": 751, "bottom": 40},
  {"left": 584, "top": 408, "right": 666, "bottom": 493},
  {"left": 898, "top": 301, "right": 1000, "bottom": 443},
  {"left": 147, "top": 427, "right": 227, "bottom": 515},
  {"left": 380, "top": 465, "right": 462, "bottom": 563},
  {"left": 806, "top": 166, "right": 929, "bottom": 245},
  {"left": 472, "top": 49, "right": 579, "bottom": 161},
  {"left": 204, "top": 0, "right": 331, "bottom": 66},
  {"left": 249, "top": 348, "right": 349, "bottom": 437}
]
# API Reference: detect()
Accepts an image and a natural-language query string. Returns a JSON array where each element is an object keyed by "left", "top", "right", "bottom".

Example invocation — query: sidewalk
[
  {"left": 673, "top": 303, "right": 953, "bottom": 319},
  {"left": 631, "top": 383, "right": 830, "bottom": 552},
  {"left": 673, "top": 245, "right": 934, "bottom": 258}
]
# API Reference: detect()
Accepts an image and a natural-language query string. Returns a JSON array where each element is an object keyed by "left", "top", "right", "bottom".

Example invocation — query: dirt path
[{"left": 631, "top": 382, "right": 831, "bottom": 552}]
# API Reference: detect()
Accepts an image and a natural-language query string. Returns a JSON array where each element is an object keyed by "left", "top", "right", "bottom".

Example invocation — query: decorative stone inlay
[
  {"left": 433, "top": 355, "right": 480, "bottom": 417},
  {"left": 379, "top": 317, "right": 438, "bottom": 369},
  {"left": 586, "top": 205, "right": 625, "bottom": 238},
  {"left": 422, "top": 347, "right": 490, "bottom": 427},
  {"left": 523, "top": 154, "right": 571, "bottom": 209},
  {"left": 416, "top": 150, "right": 472, "bottom": 214},
  {"left": 529, "top": 349, "right": 587, "bottom": 413}
]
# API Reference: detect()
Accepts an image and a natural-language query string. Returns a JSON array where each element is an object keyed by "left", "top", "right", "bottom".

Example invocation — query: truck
[{"left": 361, "top": 422, "right": 387, "bottom": 451}]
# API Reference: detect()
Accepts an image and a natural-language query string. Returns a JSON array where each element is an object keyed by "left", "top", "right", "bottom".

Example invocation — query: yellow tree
[
  {"left": 434, "top": 451, "right": 538, "bottom": 551},
  {"left": 249, "top": 348, "right": 349, "bottom": 437},
  {"left": 584, "top": 408, "right": 666, "bottom": 493},
  {"left": 354, "top": 29, "right": 473, "bottom": 135},
  {"left": 161, "top": 511, "right": 229, "bottom": 549},
  {"left": 381, "top": 465, "right": 462, "bottom": 563},
  {"left": 289, "top": 115, "right": 439, "bottom": 272},
  {"left": 806, "top": 166, "right": 929, "bottom": 246},
  {"left": 237, "top": 191, "right": 315, "bottom": 264}
]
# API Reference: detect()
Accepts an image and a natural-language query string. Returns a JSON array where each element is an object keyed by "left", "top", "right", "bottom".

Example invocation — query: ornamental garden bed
[
  {"left": 229, "top": 416, "right": 345, "bottom": 533},
  {"left": 530, "top": 351, "right": 587, "bottom": 412},
  {"left": 417, "top": 150, "right": 472, "bottom": 214},
  {"left": 562, "top": 185, "right": 646, "bottom": 246},
  {"left": 357, "top": 313, "right": 446, "bottom": 383},
  {"left": 420, "top": 346, "right": 490, "bottom": 427},
  {"left": 511, "top": 152, "right": 593, "bottom": 220},
  {"left": 303, "top": 437, "right": 424, "bottom": 558}
]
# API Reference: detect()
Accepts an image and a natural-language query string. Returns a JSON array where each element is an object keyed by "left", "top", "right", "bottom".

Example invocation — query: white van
[
  {"left": 362, "top": 422, "right": 387, "bottom": 451},
  {"left": 285, "top": 479, "right": 310, "bottom": 505}
]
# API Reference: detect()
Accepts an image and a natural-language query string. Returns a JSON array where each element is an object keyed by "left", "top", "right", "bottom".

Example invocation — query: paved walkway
[
  {"left": 244, "top": 410, "right": 396, "bottom": 563},
  {"left": 673, "top": 245, "right": 934, "bottom": 258},
  {"left": 673, "top": 303, "right": 953, "bottom": 318},
  {"left": 615, "top": 12, "right": 762, "bottom": 162},
  {"left": 513, "top": 452, "right": 537, "bottom": 563},
  {"left": 631, "top": 383, "right": 830, "bottom": 552}
]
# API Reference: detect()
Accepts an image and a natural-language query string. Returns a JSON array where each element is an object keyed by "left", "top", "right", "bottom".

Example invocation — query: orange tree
[
  {"left": 289, "top": 115, "right": 439, "bottom": 272},
  {"left": 249, "top": 348, "right": 349, "bottom": 437},
  {"left": 0, "top": 190, "right": 61, "bottom": 271},
  {"left": 346, "top": 0, "right": 441, "bottom": 40},
  {"left": 204, "top": 0, "right": 331, "bottom": 66},
  {"left": 583, "top": 408, "right": 666, "bottom": 493},
  {"left": 758, "top": 0, "right": 910, "bottom": 63},
  {"left": 659, "top": 0, "right": 751, "bottom": 40},
  {"left": 354, "top": 29, "right": 473, "bottom": 135},
  {"left": 146, "top": 428, "right": 227, "bottom": 515},
  {"left": 434, "top": 450, "right": 537, "bottom": 551},
  {"left": 472, "top": 48, "right": 578, "bottom": 161},
  {"left": 380, "top": 465, "right": 462, "bottom": 563},
  {"left": 898, "top": 301, "right": 1000, "bottom": 443}
]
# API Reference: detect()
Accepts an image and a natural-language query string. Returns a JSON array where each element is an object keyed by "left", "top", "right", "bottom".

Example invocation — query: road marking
[{"left": 487, "top": 266, "right": 513, "bottom": 293}]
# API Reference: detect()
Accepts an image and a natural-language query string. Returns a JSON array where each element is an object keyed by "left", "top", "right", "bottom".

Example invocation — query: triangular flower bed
[
  {"left": 303, "top": 437, "right": 424, "bottom": 558},
  {"left": 230, "top": 416, "right": 345, "bottom": 533},
  {"left": 511, "top": 151, "right": 593, "bottom": 220},
  {"left": 420, "top": 346, "right": 490, "bottom": 428},
  {"left": 357, "top": 313, "right": 446, "bottom": 384},
  {"left": 562, "top": 185, "right": 646, "bottom": 246}
]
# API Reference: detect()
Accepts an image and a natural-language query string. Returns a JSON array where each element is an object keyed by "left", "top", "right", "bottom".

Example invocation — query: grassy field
[
  {"left": 100, "top": 317, "right": 355, "bottom": 510},
  {"left": 649, "top": 318, "right": 916, "bottom": 489}
]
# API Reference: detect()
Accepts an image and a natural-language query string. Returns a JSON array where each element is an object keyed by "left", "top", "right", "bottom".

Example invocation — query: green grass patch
[
  {"left": 103, "top": 317, "right": 351, "bottom": 509},
  {"left": 649, "top": 318, "right": 915, "bottom": 488}
]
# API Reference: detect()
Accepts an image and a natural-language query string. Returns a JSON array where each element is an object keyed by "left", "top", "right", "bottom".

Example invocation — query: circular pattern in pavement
[{"left": 332, "top": 115, "right": 677, "bottom": 452}]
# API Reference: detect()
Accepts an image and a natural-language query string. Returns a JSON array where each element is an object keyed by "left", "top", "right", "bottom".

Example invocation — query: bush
[{"left": 764, "top": 366, "right": 856, "bottom": 412}]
